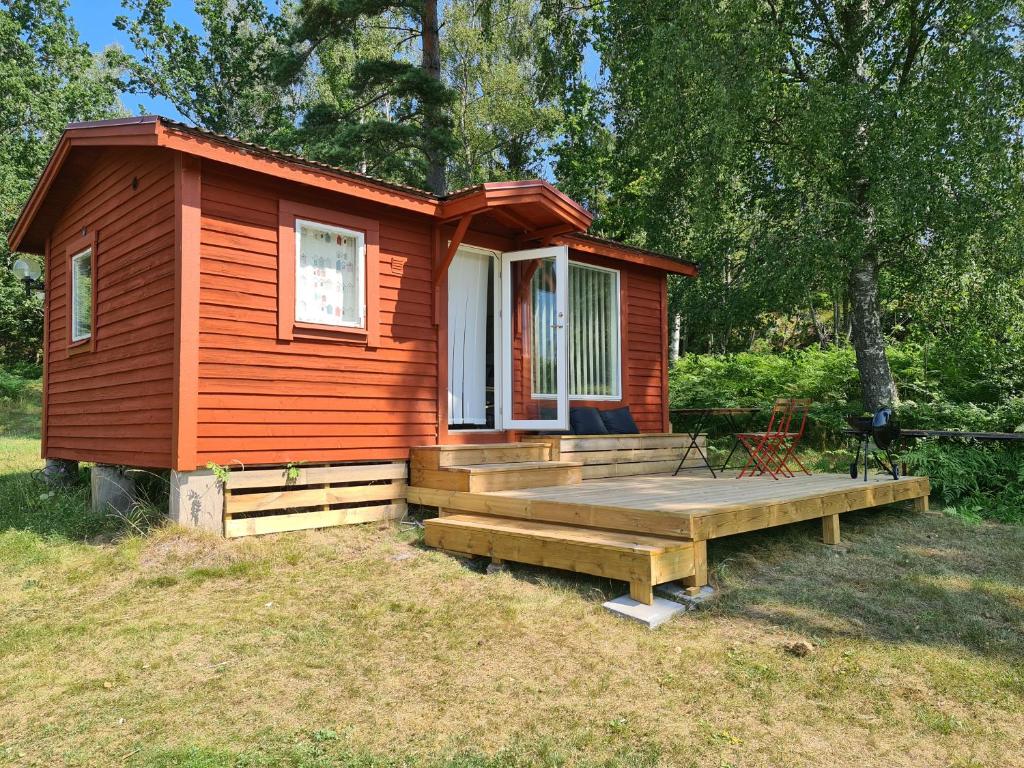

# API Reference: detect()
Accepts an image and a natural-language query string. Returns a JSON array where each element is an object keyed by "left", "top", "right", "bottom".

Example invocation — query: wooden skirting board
[{"left": 224, "top": 461, "right": 407, "bottom": 538}]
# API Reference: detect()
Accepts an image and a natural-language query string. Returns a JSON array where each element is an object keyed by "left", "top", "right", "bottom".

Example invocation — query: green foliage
[
  {"left": 0, "top": 270, "right": 42, "bottom": 366},
  {"left": 671, "top": 345, "right": 1024, "bottom": 522},
  {"left": 0, "top": 0, "right": 123, "bottom": 366},
  {"left": 902, "top": 441, "right": 1024, "bottom": 524},
  {"left": 0, "top": 366, "right": 36, "bottom": 401},
  {"left": 283, "top": 0, "right": 455, "bottom": 193},
  {"left": 444, "top": 0, "right": 562, "bottom": 189},
  {"left": 205, "top": 461, "right": 231, "bottom": 486},
  {"left": 113, "top": 0, "right": 298, "bottom": 145},
  {"left": 557, "top": 0, "right": 1024, "bottom": 409}
]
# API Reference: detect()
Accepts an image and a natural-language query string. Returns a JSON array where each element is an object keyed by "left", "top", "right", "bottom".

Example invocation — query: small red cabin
[{"left": 10, "top": 116, "right": 697, "bottom": 532}]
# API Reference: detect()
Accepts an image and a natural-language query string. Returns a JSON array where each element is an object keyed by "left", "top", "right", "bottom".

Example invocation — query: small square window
[
  {"left": 295, "top": 219, "right": 365, "bottom": 328},
  {"left": 70, "top": 248, "right": 93, "bottom": 342}
]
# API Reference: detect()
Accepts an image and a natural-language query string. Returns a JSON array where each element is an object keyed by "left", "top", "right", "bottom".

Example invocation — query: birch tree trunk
[
  {"left": 843, "top": 0, "right": 898, "bottom": 411},
  {"left": 849, "top": 253, "right": 898, "bottom": 410},
  {"left": 669, "top": 313, "right": 681, "bottom": 364}
]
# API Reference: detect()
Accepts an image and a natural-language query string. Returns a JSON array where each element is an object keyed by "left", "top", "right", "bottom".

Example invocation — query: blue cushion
[
  {"left": 570, "top": 406, "right": 609, "bottom": 435},
  {"left": 599, "top": 406, "right": 639, "bottom": 434}
]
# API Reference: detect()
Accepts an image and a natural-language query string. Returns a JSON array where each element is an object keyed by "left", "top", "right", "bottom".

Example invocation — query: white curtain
[{"left": 448, "top": 250, "right": 490, "bottom": 425}]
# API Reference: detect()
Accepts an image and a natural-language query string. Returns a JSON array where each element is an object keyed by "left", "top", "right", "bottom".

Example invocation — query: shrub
[{"left": 669, "top": 344, "right": 1024, "bottom": 522}]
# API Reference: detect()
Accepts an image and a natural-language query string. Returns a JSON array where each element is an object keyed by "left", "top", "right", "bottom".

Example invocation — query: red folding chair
[{"left": 736, "top": 398, "right": 812, "bottom": 479}]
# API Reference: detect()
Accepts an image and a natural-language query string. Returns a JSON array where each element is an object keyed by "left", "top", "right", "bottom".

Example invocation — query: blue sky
[{"left": 67, "top": 0, "right": 198, "bottom": 121}]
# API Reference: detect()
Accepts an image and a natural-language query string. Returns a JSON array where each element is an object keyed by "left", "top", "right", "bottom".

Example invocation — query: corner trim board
[{"left": 172, "top": 154, "right": 202, "bottom": 471}]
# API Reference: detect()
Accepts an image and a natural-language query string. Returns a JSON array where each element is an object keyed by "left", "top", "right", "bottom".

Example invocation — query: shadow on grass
[
  {"left": 0, "top": 465, "right": 161, "bottom": 545},
  {"left": 0, "top": 465, "right": 100, "bottom": 537},
  {"left": 704, "top": 506, "right": 1024, "bottom": 663},
  {"left": 416, "top": 501, "right": 1024, "bottom": 664}
]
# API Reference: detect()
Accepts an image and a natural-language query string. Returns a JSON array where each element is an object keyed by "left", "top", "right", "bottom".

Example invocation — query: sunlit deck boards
[{"left": 409, "top": 473, "right": 931, "bottom": 542}]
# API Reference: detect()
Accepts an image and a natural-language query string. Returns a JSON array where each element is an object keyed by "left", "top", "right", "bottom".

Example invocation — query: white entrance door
[{"left": 500, "top": 245, "right": 569, "bottom": 431}]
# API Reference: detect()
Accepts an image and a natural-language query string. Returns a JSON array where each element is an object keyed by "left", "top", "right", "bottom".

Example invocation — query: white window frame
[
  {"left": 70, "top": 248, "right": 93, "bottom": 343},
  {"left": 534, "top": 261, "right": 622, "bottom": 401},
  {"left": 294, "top": 218, "right": 367, "bottom": 329}
]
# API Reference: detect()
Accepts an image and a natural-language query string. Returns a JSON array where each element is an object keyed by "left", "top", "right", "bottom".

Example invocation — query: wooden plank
[
  {"left": 226, "top": 481, "right": 406, "bottom": 515},
  {"left": 410, "top": 462, "right": 582, "bottom": 492},
  {"left": 410, "top": 443, "right": 549, "bottom": 470},
  {"left": 581, "top": 459, "right": 702, "bottom": 480},
  {"left": 408, "top": 485, "right": 697, "bottom": 539},
  {"left": 410, "top": 474, "right": 931, "bottom": 543},
  {"left": 424, "top": 514, "right": 696, "bottom": 605},
  {"left": 561, "top": 447, "right": 697, "bottom": 465},
  {"left": 822, "top": 514, "right": 841, "bottom": 545},
  {"left": 226, "top": 461, "right": 407, "bottom": 490},
  {"left": 555, "top": 434, "right": 700, "bottom": 452},
  {"left": 410, "top": 467, "right": 472, "bottom": 492},
  {"left": 225, "top": 501, "right": 406, "bottom": 537}
]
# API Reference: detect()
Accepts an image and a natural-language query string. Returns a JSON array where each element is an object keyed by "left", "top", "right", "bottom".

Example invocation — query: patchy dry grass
[{"left": 1, "top": 398, "right": 1023, "bottom": 767}]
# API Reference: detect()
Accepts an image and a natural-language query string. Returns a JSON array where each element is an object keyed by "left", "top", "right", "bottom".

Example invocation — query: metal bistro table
[{"left": 671, "top": 407, "right": 761, "bottom": 478}]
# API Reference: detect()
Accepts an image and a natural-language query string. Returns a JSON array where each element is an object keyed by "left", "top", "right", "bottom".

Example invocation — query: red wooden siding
[
  {"left": 620, "top": 266, "right": 668, "bottom": 432},
  {"left": 36, "top": 142, "right": 672, "bottom": 472},
  {"left": 44, "top": 148, "right": 177, "bottom": 467},
  {"left": 194, "top": 162, "right": 438, "bottom": 469}
]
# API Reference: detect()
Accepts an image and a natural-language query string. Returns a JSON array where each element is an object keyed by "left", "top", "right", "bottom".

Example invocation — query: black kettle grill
[{"left": 846, "top": 408, "right": 901, "bottom": 481}]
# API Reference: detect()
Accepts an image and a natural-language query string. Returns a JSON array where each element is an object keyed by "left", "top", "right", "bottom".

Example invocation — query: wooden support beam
[
  {"left": 822, "top": 513, "right": 841, "bottom": 545},
  {"left": 433, "top": 212, "right": 474, "bottom": 287},
  {"left": 681, "top": 539, "right": 707, "bottom": 593},
  {"left": 490, "top": 206, "right": 533, "bottom": 233},
  {"left": 516, "top": 222, "right": 577, "bottom": 247}
]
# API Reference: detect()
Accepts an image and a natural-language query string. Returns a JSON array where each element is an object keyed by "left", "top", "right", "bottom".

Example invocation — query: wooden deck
[
  {"left": 412, "top": 473, "right": 929, "bottom": 541},
  {"left": 411, "top": 470, "right": 930, "bottom": 604}
]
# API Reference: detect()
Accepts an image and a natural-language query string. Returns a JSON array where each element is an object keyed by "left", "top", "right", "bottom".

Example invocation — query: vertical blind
[{"left": 532, "top": 262, "right": 620, "bottom": 399}]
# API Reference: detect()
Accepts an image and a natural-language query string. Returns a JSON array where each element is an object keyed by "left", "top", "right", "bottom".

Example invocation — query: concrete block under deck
[{"left": 169, "top": 469, "right": 224, "bottom": 534}]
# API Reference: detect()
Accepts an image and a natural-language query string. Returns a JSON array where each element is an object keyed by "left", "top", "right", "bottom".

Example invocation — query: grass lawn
[{"left": 1, "top": 387, "right": 1023, "bottom": 767}]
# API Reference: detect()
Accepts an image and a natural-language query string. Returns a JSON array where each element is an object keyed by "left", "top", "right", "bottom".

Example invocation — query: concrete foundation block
[
  {"left": 169, "top": 469, "right": 224, "bottom": 534},
  {"left": 91, "top": 465, "right": 138, "bottom": 516},
  {"left": 603, "top": 594, "right": 688, "bottom": 629},
  {"left": 655, "top": 582, "right": 717, "bottom": 608},
  {"left": 43, "top": 458, "right": 79, "bottom": 486}
]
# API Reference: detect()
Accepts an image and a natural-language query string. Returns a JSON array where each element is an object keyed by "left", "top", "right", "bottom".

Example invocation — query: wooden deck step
[
  {"left": 424, "top": 513, "right": 701, "bottom": 604},
  {"left": 411, "top": 460, "right": 582, "bottom": 493},
  {"left": 410, "top": 442, "right": 550, "bottom": 470},
  {"left": 524, "top": 434, "right": 708, "bottom": 479}
]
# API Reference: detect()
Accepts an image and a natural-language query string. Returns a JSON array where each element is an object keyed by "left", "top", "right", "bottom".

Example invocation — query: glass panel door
[{"left": 500, "top": 245, "right": 569, "bottom": 430}]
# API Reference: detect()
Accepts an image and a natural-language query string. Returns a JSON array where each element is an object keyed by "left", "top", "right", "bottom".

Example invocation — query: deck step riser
[
  {"left": 411, "top": 464, "right": 582, "bottom": 493},
  {"left": 525, "top": 434, "right": 706, "bottom": 478},
  {"left": 411, "top": 443, "right": 550, "bottom": 470},
  {"left": 424, "top": 513, "right": 698, "bottom": 605}
]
